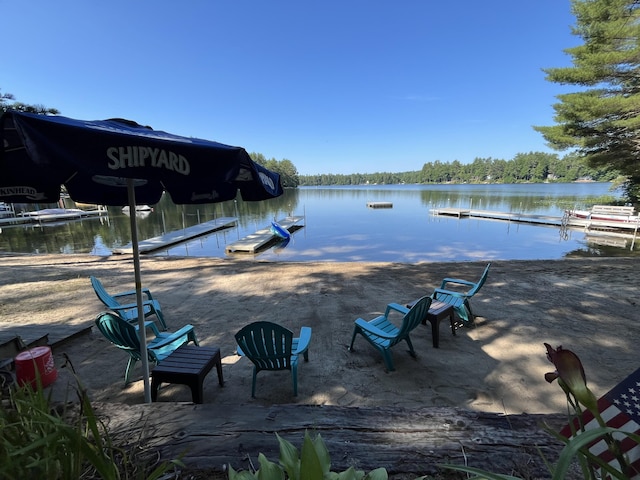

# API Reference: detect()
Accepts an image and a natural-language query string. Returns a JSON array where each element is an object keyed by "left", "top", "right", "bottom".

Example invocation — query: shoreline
[{"left": 1, "top": 253, "right": 638, "bottom": 415}]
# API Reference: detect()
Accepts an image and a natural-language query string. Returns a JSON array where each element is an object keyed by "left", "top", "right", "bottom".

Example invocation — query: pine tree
[{"left": 534, "top": 0, "right": 640, "bottom": 203}]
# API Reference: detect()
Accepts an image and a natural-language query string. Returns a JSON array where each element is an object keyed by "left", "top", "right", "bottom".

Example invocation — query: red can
[{"left": 15, "top": 346, "right": 58, "bottom": 388}]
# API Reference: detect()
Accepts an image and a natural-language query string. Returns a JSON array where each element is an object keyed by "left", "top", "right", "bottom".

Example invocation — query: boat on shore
[
  {"left": 566, "top": 209, "right": 640, "bottom": 223},
  {"left": 19, "top": 207, "right": 107, "bottom": 223}
]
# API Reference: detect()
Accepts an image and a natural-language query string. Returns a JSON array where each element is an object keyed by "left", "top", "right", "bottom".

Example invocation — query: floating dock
[
  {"left": 366, "top": 202, "right": 393, "bottom": 208},
  {"left": 112, "top": 217, "right": 237, "bottom": 254},
  {"left": 431, "top": 208, "right": 564, "bottom": 226},
  {"left": 430, "top": 208, "right": 640, "bottom": 239},
  {"left": 225, "top": 216, "right": 304, "bottom": 254}
]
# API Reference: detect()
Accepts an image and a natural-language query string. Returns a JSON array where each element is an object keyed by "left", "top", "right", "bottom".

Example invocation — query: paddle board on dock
[{"left": 270, "top": 221, "right": 291, "bottom": 239}]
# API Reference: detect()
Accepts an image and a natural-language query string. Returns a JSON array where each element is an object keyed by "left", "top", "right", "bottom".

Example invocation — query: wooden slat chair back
[
  {"left": 431, "top": 262, "right": 491, "bottom": 325},
  {"left": 90, "top": 276, "right": 167, "bottom": 330},
  {"left": 349, "top": 295, "right": 432, "bottom": 371},
  {"left": 94, "top": 311, "right": 197, "bottom": 385},
  {"left": 235, "top": 321, "right": 311, "bottom": 397}
]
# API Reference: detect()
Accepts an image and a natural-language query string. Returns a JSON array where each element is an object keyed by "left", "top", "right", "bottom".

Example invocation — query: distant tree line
[
  {"left": 0, "top": 89, "right": 59, "bottom": 115},
  {"left": 297, "top": 151, "right": 619, "bottom": 186},
  {"left": 249, "top": 152, "right": 300, "bottom": 188}
]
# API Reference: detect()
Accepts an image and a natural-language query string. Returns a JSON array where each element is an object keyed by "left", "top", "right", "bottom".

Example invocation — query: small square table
[
  {"left": 151, "top": 344, "right": 223, "bottom": 404},
  {"left": 407, "top": 299, "right": 455, "bottom": 348}
]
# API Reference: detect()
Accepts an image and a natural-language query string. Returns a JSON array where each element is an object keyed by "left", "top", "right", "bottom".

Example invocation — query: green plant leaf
[
  {"left": 228, "top": 464, "right": 259, "bottom": 480},
  {"left": 228, "top": 464, "right": 241, "bottom": 480},
  {"left": 364, "top": 467, "right": 388, "bottom": 480},
  {"left": 276, "top": 433, "right": 300, "bottom": 479},
  {"left": 300, "top": 432, "right": 324, "bottom": 480},
  {"left": 553, "top": 426, "right": 636, "bottom": 480},
  {"left": 257, "top": 452, "right": 285, "bottom": 480},
  {"left": 311, "top": 432, "right": 332, "bottom": 474},
  {"left": 333, "top": 466, "right": 362, "bottom": 480}
]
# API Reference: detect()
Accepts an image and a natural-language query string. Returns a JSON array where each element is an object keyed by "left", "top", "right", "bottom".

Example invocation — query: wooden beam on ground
[{"left": 95, "top": 402, "right": 567, "bottom": 478}]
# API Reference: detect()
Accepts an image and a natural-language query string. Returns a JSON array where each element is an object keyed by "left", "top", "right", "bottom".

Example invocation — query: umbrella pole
[{"left": 127, "top": 179, "right": 152, "bottom": 403}]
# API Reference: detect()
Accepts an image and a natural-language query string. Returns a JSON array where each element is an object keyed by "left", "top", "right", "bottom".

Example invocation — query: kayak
[{"left": 270, "top": 221, "right": 291, "bottom": 239}]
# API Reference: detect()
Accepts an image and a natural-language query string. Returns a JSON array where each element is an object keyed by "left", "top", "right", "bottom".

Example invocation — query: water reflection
[{"left": 0, "top": 182, "right": 636, "bottom": 261}]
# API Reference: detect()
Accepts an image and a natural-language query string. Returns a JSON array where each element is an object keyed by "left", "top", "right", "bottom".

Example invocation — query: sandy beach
[{"left": 1, "top": 253, "right": 638, "bottom": 416}]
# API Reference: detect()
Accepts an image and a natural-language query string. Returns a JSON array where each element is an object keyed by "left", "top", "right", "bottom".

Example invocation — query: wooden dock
[
  {"left": 430, "top": 208, "right": 640, "bottom": 239},
  {"left": 0, "top": 208, "right": 108, "bottom": 226},
  {"left": 112, "top": 217, "right": 237, "bottom": 254},
  {"left": 225, "top": 216, "right": 304, "bottom": 254}
]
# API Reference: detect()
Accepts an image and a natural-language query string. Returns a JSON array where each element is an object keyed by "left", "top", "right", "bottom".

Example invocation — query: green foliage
[
  {"left": 298, "top": 151, "right": 614, "bottom": 186},
  {"left": 534, "top": 0, "right": 640, "bottom": 203},
  {"left": 0, "top": 88, "right": 59, "bottom": 115},
  {"left": 228, "top": 431, "right": 388, "bottom": 480},
  {"left": 0, "top": 367, "right": 177, "bottom": 479},
  {"left": 250, "top": 152, "right": 300, "bottom": 188}
]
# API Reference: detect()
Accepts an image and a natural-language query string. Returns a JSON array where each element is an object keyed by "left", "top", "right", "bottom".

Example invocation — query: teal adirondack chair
[
  {"left": 349, "top": 295, "right": 432, "bottom": 371},
  {"left": 431, "top": 263, "right": 491, "bottom": 325},
  {"left": 90, "top": 276, "right": 168, "bottom": 331},
  {"left": 94, "top": 311, "right": 198, "bottom": 385},
  {"left": 235, "top": 321, "right": 312, "bottom": 398}
]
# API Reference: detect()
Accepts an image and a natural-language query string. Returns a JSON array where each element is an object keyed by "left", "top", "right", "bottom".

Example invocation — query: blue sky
[{"left": 1, "top": 1, "right": 580, "bottom": 175}]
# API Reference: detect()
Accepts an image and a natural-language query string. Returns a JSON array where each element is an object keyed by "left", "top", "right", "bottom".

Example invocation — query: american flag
[{"left": 560, "top": 367, "right": 640, "bottom": 479}]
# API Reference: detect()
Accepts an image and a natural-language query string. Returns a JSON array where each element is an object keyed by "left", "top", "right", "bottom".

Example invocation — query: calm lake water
[{"left": 1, "top": 182, "right": 637, "bottom": 262}]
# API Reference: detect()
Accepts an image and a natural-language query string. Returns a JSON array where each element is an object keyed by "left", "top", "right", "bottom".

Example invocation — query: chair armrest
[
  {"left": 112, "top": 287, "right": 153, "bottom": 300},
  {"left": 150, "top": 324, "right": 196, "bottom": 349},
  {"left": 440, "top": 277, "right": 475, "bottom": 289},
  {"left": 140, "top": 320, "right": 161, "bottom": 336},
  {"left": 405, "top": 298, "right": 420, "bottom": 309},
  {"left": 354, "top": 318, "right": 396, "bottom": 339},
  {"left": 112, "top": 299, "right": 158, "bottom": 311},
  {"left": 433, "top": 287, "right": 469, "bottom": 299},
  {"left": 133, "top": 320, "right": 160, "bottom": 335},
  {"left": 385, "top": 303, "right": 409, "bottom": 316},
  {"left": 293, "top": 327, "right": 312, "bottom": 355}
]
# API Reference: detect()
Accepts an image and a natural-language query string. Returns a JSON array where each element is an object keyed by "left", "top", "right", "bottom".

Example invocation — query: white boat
[
  {"left": 566, "top": 209, "right": 640, "bottom": 223},
  {"left": 21, "top": 208, "right": 87, "bottom": 222},
  {"left": 122, "top": 205, "right": 152, "bottom": 213},
  {"left": 122, "top": 205, "right": 153, "bottom": 219}
]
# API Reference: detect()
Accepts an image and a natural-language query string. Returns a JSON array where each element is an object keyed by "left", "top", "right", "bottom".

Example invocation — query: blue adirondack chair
[
  {"left": 90, "top": 276, "right": 168, "bottom": 331},
  {"left": 431, "top": 263, "right": 491, "bottom": 325},
  {"left": 94, "top": 311, "right": 198, "bottom": 385},
  {"left": 349, "top": 295, "right": 432, "bottom": 371},
  {"left": 235, "top": 321, "right": 312, "bottom": 398}
]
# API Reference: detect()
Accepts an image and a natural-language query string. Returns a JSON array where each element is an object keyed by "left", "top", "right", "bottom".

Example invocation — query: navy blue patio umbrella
[{"left": 0, "top": 111, "right": 283, "bottom": 401}]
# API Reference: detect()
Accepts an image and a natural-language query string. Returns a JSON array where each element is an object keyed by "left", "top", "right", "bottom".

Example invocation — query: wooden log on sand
[{"left": 94, "top": 402, "right": 569, "bottom": 478}]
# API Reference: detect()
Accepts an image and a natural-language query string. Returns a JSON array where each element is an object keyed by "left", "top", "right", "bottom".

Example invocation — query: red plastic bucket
[{"left": 15, "top": 346, "right": 58, "bottom": 388}]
